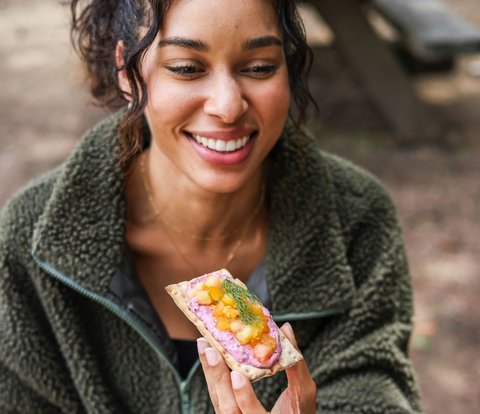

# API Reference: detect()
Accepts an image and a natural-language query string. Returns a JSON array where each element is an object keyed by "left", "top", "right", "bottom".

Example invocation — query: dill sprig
[{"left": 221, "top": 279, "right": 262, "bottom": 326}]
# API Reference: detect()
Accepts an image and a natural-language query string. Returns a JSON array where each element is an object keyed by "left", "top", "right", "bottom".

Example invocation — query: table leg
[{"left": 306, "top": 0, "right": 440, "bottom": 143}]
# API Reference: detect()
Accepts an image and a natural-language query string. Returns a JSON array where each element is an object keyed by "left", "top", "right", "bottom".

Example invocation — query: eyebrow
[
  {"left": 242, "top": 36, "right": 283, "bottom": 50},
  {"left": 157, "top": 35, "right": 283, "bottom": 52},
  {"left": 157, "top": 37, "right": 209, "bottom": 51}
]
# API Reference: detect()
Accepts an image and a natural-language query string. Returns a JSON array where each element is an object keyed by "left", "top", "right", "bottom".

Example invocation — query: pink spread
[{"left": 187, "top": 272, "right": 281, "bottom": 368}]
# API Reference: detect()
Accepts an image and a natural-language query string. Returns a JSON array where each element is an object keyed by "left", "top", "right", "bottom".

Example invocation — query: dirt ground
[{"left": 1, "top": 1, "right": 479, "bottom": 413}]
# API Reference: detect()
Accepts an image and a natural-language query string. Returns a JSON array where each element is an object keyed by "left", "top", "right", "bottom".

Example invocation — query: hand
[{"left": 197, "top": 323, "right": 317, "bottom": 413}]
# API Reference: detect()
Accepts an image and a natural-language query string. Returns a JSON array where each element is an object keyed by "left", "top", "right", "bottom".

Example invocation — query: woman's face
[{"left": 139, "top": 0, "right": 291, "bottom": 194}]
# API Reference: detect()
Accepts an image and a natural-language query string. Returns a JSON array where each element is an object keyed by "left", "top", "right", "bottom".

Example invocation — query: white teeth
[{"left": 190, "top": 133, "right": 252, "bottom": 152}]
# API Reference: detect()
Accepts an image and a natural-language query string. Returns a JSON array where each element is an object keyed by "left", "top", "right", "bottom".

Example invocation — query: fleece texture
[{"left": 0, "top": 112, "right": 422, "bottom": 413}]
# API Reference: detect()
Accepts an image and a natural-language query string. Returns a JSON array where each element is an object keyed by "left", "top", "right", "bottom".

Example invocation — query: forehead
[{"left": 161, "top": 0, "right": 280, "bottom": 38}]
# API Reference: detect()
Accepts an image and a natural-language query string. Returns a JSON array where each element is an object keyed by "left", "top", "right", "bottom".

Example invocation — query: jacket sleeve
[
  {"left": 0, "top": 362, "right": 64, "bottom": 414},
  {"left": 0, "top": 254, "right": 66, "bottom": 414},
  {"left": 309, "top": 181, "right": 422, "bottom": 413},
  {"left": 0, "top": 202, "right": 80, "bottom": 414}
]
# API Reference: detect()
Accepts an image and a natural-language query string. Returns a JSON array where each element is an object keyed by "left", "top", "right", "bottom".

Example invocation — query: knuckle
[
  {"left": 210, "top": 394, "right": 220, "bottom": 410},
  {"left": 220, "top": 404, "right": 241, "bottom": 414},
  {"left": 234, "top": 392, "right": 250, "bottom": 407},
  {"left": 235, "top": 391, "right": 265, "bottom": 414},
  {"left": 213, "top": 371, "right": 230, "bottom": 388}
]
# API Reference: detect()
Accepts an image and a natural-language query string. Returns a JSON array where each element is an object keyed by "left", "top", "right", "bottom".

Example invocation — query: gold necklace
[
  {"left": 140, "top": 154, "right": 260, "bottom": 241},
  {"left": 162, "top": 210, "right": 256, "bottom": 276},
  {"left": 139, "top": 153, "right": 265, "bottom": 274}
]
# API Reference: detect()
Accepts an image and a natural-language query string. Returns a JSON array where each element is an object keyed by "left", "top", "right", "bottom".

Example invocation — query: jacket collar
[
  {"left": 32, "top": 113, "right": 355, "bottom": 316},
  {"left": 32, "top": 113, "right": 127, "bottom": 295}
]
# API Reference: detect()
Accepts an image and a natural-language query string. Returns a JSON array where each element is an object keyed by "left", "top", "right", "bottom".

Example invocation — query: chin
[
  {"left": 195, "top": 179, "right": 247, "bottom": 195},
  {"left": 189, "top": 171, "right": 258, "bottom": 196}
]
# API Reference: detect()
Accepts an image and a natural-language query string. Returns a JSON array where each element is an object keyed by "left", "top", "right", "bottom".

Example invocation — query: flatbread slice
[{"left": 165, "top": 269, "right": 303, "bottom": 382}]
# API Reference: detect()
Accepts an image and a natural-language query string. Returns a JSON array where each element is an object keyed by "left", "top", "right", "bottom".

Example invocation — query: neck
[{"left": 126, "top": 148, "right": 266, "bottom": 242}]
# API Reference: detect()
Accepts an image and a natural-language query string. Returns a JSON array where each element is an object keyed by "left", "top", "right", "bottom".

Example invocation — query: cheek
[
  {"left": 251, "top": 80, "right": 291, "bottom": 125},
  {"left": 271, "top": 82, "right": 291, "bottom": 114},
  {"left": 146, "top": 79, "right": 199, "bottom": 128}
]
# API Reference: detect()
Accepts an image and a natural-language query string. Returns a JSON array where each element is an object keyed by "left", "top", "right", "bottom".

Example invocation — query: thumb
[
  {"left": 281, "top": 322, "right": 311, "bottom": 378},
  {"left": 280, "top": 323, "right": 318, "bottom": 413},
  {"left": 281, "top": 322, "right": 299, "bottom": 350}
]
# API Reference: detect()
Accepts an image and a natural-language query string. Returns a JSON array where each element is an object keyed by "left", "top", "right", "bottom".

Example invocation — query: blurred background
[{"left": 0, "top": 0, "right": 479, "bottom": 412}]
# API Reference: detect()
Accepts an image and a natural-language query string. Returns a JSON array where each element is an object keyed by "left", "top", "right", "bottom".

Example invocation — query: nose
[{"left": 203, "top": 72, "right": 248, "bottom": 124}]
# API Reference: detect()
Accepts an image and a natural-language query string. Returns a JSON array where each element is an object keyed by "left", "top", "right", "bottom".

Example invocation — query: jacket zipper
[
  {"left": 32, "top": 253, "right": 350, "bottom": 413},
  {"left": 272, "top": 307, "right": 349, "bottom": 322},
  {"left": 32, "top": 252, "right": 195, "bottom": 414}
]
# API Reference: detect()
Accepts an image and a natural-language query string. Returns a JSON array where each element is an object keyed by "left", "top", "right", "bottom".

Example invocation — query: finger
[
  {"left": 197, "top": 338, "right": 220, "bottom": 410},
  {"left": 230, "top": 371, "right": 267, "bottom": 414},
  {"left": 280, "top": 323, "right": 312, "bottom": 379},
  {"left": 197, "top": 338, "right": 240, "bottom": 414},
  {"left": 281, "top": 323, "right": 317, "bottom": 411}
]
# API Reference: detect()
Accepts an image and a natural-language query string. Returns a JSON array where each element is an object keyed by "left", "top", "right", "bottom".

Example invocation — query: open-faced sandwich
[{"left": 165, "top": 269, "right": 303, "bottom": 381}]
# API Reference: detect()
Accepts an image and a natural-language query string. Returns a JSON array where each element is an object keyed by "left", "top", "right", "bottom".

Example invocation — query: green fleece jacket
[{"left": 0, "top": 113, "right": 422, "bottom": 413}]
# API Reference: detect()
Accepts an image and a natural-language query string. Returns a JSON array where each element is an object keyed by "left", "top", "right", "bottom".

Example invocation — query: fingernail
[
  {"left": 231, "top": 371, "right": 245, "bottom": 390},
  {"left": 282, "top": 322, "right": 293, "bottom": 336},
  {"left": 197, "top": 338, "right": 208, "bottom": 355},
  {"left": 205, "top": 347, "right": 219, "bottom": 366}
]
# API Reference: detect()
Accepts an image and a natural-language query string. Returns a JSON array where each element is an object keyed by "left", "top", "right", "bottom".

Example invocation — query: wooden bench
[
  {"left": 373, "top": 0, "right": 480, "bottom": 63},
  {"left": 302, "top": 0, "right": 480, "bottom": 143}
]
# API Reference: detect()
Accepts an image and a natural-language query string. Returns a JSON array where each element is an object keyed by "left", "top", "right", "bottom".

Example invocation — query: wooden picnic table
[{"left": 302, "top": 0, "right": 480, "bottom": 144}]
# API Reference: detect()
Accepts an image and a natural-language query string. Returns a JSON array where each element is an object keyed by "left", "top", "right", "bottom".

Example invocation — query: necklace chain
[
  {"left": 139, "top": 153, "right": 265, "bottom": 274},
  {"left": 140, "top": 154, "right": 264, "bottom": 241}
]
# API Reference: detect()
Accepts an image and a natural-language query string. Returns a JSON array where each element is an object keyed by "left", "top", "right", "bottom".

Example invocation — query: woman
[{"left": 0, "top": 0, "right": 422, "bottom": 413}]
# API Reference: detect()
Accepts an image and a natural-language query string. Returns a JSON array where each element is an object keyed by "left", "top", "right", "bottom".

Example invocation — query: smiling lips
[
  {"left": 192, "top": 134, "right": 250, "bottom": 152},
  {"left": 185, "top": 129, "right": 257, "bottom": 165},
  {"left": 191, "top": 133, "right": 251, "bottom": 153}
]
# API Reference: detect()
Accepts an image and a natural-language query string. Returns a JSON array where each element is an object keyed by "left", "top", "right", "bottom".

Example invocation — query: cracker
[{"left": 165, "top": 269, "right": 303, "bottom": 381}]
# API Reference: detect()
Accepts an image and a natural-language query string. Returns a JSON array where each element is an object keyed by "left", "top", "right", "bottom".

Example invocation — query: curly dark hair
[{"left": 70, "top": 0, "right": 316, "bottom": 166}]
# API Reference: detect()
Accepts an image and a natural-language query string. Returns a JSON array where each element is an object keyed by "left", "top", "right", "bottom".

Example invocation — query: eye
[
  {"left": 165, "top": 64, "right": 205, "bottom": 78},
  {"left": 241, "top": 64, "right": 280, "bottom": 78}
]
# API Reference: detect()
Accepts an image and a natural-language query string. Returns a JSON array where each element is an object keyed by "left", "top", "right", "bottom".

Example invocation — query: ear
[{"left": 115, "top": 40, "right": 132, "bottom": 99}]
